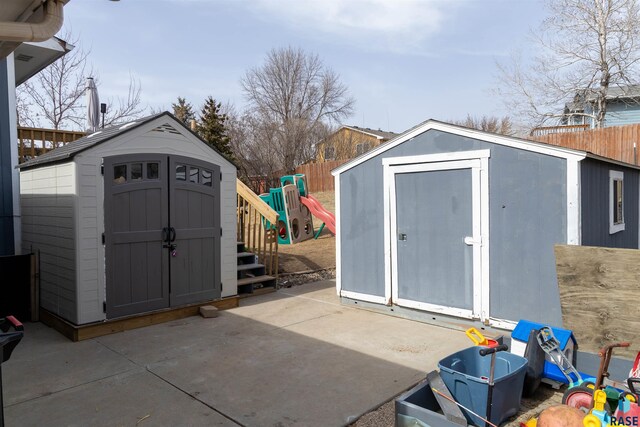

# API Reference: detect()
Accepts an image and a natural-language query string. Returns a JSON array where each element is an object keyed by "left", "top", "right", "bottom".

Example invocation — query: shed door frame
[{"left": 382, "top": 150, "right": 490, "bottom": 322}]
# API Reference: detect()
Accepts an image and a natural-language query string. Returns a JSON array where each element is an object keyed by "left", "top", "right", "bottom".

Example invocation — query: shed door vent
[{"left": 151, "top": 123, "right": 181, "bottom": 135}]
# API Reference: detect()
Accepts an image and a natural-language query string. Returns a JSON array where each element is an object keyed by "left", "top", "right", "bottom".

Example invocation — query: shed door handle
[
  {"left": 398, "top": 233, "right": 407, "bottom": 241},
  {"left": 464, "top": 236, "right": 481, "bottom": 245},
  {"left": 170, "top": 227, "right": 176, "bottom": 242}
]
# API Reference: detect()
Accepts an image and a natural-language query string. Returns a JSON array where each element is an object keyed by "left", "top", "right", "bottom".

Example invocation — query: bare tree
[
  {"left": 241, "top": 47, "right": 354, "bottom": 173},
  {"left": 103, "top": 74, "right": 144, "bottom": 127},
  {"left": 496, "top": 0, "right": 640, "bottom": 129},
  {"left": 453, "top": 115, "right": 515, "bottom": 135},
  {"left": 17, "top": 31, "right": 144, "bottom": 130}
]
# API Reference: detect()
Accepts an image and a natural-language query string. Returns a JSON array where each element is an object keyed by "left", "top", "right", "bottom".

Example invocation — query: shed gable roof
[
  {"left": 19, "top": 112, "right": 236, "bottom": 170},
  {"left": 332, "top": 119, "right": 591, "bottom": 176}
]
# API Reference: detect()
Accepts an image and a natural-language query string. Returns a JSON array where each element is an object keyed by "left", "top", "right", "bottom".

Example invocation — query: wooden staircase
[
  {"left": 237, "top": 241, "right": 276, "bottom": 295},
  {"left": 236, "top": 179, "right": 279, "bottom": 296}
]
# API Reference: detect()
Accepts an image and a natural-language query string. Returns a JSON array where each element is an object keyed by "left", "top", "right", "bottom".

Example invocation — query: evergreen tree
[
  {"left": 197, "top": 96, "right": 234, "bottom": 158},
  {"left": 172, "top": 97, "right": 195, "bottom": 126}
]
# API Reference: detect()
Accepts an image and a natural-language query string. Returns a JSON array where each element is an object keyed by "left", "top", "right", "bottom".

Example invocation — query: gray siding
[
  {"left": 20, "top": 163, "right": 77, "bottom": 323},
  {"left": 340, "top": 129, "right": 567, "bottom": 325},
  {"left": 581, "top": 158, "right": 639, "bottom": 248}
]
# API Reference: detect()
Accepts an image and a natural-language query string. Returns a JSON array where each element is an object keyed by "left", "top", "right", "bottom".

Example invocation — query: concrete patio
[{"left": 3, "top": 280, "right": 469, "bottom": 427}]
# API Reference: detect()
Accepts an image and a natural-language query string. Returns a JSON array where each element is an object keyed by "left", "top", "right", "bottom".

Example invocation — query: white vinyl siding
[{"left": 20, "top": 163, "right": 78, "bottom": 323}]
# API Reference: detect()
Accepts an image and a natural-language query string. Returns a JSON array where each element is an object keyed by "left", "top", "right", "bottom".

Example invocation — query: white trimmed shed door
[{"left": 385, "top": 151, "right": 489, "bottom": 321}]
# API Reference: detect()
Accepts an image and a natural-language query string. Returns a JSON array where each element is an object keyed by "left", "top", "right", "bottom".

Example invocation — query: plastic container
[
  {"left": 438, "top": 346, "right": 528, "bottom": 426},
  {"left": 395, "top": 379, "right": 473, "bottom": 427}
]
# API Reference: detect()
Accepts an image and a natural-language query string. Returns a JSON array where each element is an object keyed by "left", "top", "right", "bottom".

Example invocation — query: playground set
[{"left": 259, "top": 174, "right": 335, "bottom": 245}]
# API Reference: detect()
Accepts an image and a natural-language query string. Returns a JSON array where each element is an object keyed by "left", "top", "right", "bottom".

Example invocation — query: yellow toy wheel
[{"left": 582, "top": 414, "right": 601, "bottom": 427}]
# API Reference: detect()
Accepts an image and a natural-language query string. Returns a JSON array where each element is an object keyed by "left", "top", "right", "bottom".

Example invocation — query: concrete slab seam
[{"left": 144, "top": 367, "right": 244, "bottom": 427}]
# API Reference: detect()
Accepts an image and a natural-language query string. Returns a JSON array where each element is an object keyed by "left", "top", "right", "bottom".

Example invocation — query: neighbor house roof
[
  {"left": 332, "top": 119, "right": 640, "bottom": 176},
  {"left": 19, "top": 112, "right": 236, "bottom": 170},
  {"left": 340, "top": 125, "right": 397, "bottom": 140},
  {"left": 565, "top": 85, "right": 640, "bottom": 114}
]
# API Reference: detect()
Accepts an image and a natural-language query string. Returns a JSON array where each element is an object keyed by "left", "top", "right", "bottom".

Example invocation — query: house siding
[
  {"left": 604, "top": 101, "right": 640, "bottom": 127},
  {"left": 339, "top": 129, "right": 568, "bottom": 325},
  {"left": 581, "top": 158, "right": 639, "bottom": 248},
  {"left": 20, "top": 163, "right": 78, "bottom": 323},
  {"left": 317, "top": 128, "right": 386, "bottom": 162}
]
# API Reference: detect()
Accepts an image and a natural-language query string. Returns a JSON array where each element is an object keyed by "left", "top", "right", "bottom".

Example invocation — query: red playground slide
[{"left": 300, "top": 194, "right": 336, "bottom": 234}]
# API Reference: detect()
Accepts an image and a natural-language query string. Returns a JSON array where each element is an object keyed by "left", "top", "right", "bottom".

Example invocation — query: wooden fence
[
  {"left": 294, "top": 160, "right": 348, "bottom": 193},
  {"left": 531, "top": 123, "right": 640, "bottom": 165}
]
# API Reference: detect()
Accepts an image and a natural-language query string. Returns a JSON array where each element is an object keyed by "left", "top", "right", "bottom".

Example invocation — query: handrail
[
  {"left": 236, "top": 178, "right": 279, "bottom": 277},
  {"left": 237, "top": 178, "right": 278, "bottom": 224}
]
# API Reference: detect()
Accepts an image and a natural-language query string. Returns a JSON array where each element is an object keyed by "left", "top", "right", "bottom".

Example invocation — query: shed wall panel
[
  {"left": 581, "top": 158, "right": 639, "bottom": 248},
  {"left": 20, "top": 163, "right": 78, "bottom": 323},
  {"left": 339, "top": 129, "right": 567, "bottom": 325},
  {"left": 74, "top": 121, "right": 236, "bottom": 324}
]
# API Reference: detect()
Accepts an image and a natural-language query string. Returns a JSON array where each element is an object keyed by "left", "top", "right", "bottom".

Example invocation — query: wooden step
[
  {"left": 237, "top": 274, "right": 277, "bottom": 295},
  {"left": 237, "top": 262, "right": 265, "bottom": 272},
  {"left": 237, "top": 252, "right": 256, "bottom": 265},
  {"left": 237, "top": 275, "right": 276, "bottom": 287}
]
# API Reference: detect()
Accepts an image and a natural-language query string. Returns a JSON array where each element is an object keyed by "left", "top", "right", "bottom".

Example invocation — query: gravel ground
[{"left": 277, "top": 268, "right": 336, "bottom": 288}]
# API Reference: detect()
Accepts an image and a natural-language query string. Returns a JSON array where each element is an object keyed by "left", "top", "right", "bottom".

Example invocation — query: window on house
[
  {"left": 324, "top": 146, "right": 336, "bottom": 160},
  {"left": 609, "top": 170, "right": 625, "bottom": 234},
  {"left": 355, "top": 142, "right": 370, "bottom": 156}
]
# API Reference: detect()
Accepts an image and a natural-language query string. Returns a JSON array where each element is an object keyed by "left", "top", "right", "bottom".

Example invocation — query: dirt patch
[{"left": 278, "top": 190, "right": 336, "bottom": 274}]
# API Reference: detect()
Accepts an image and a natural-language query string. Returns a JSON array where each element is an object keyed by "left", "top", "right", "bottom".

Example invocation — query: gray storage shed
[
  {"left": 332, "top": 120, "right": 640, "bottom": 329},
  {"left": 19, "top": 112, "right": 237, "bottom": 325}
]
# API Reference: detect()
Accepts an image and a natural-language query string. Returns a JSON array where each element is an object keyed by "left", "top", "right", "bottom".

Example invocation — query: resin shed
[
  {"left": 332, "top": 120, "right": 640, "bottom": 329},
  {"left": 19, "top": 113, "right": 237, "bottom": 325}
]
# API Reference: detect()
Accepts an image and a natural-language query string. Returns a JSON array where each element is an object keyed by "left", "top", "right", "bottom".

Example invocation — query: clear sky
[{"left": 61, "top": 0, "right": 546, "bottom": 133}]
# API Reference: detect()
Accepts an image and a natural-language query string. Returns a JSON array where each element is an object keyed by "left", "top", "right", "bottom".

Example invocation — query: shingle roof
[
  {"left": 19, "top": 113, "right": 165, "bottom": 169},
  {"left": 342, "top": 125, "right": 397, "bottom": 140},
  {"left": 583, "top": 84, "right": 640, "bottom": 102}
]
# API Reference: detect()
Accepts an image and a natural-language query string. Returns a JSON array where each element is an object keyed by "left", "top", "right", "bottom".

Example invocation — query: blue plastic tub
[{"left": 438, "top": 347, "right": 528, "bottom": 426}]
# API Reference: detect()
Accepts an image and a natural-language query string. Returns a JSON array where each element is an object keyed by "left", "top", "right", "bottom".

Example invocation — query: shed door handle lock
[
  {"left": 464, "top": 236, "right": 481, "bottom": 246},
  {"left": 398, "top": 233, "right": 407, "bottom": 241}
]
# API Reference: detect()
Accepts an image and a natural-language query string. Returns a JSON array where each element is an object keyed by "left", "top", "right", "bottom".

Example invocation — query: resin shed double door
[{"left": 104, "top": 154, "right": 220, "bottom": 318}]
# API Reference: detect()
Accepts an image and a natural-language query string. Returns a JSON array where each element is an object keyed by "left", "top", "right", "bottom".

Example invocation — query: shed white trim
[
  {"left": 383, "top": 150, "right": 490, "bottom": 322},
  {"left": 335, "top": 172, "right": 342, "bottom": 296},
  {"left": 567, "top": 159, "right": 581, "bottom": 245},
  {"left": 340, "top": 290, "right": 387, "bottom": 304},
  {"left": 609, "top": 170, "right": 625, "bottom": 234},
  {"left": 333, "top": 120, "right": 586, "bottom": 176}
]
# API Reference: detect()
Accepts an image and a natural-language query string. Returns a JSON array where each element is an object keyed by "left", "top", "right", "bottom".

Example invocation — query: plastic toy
[
  {"left": 465, "top": 327, "right": 500, "bottom": 348},
  {"left": 259, "top": 173, "right": 335, "bottom": 245}
]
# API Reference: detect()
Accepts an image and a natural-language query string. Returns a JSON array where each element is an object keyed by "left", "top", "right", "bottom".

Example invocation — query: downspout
[{"left": 0, "top": 0, "right": 66, "bottom": 43}]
